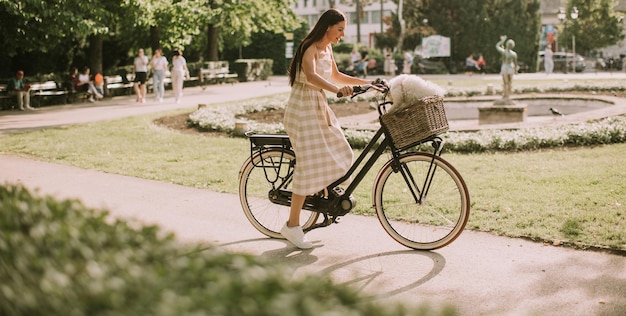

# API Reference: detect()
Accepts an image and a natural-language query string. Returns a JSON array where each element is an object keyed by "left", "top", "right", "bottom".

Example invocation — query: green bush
[
  {"left": 332, "top": 42, "right": 355, "bottom": 54},
  {"left": 335, "top": 52, "right": 354, "bottom": 72},
  {"left": 232, "top": 59, "right": 274, "bottom": 82},
  {"left": 0, "top": 184, "right": 452, "bottom": 316}
]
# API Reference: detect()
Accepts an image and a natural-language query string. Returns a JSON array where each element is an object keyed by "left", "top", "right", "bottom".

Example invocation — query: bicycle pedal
[{"left": 332, "top": 186, "right": 346, "bottom": 196}]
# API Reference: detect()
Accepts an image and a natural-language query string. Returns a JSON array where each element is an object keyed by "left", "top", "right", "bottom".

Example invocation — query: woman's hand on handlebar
[
  {"left": 336, "top": 78, "right": 389, "bottom": 98},
  {"left": 336, "top": 86, "right": 353, "bottom": 98}
]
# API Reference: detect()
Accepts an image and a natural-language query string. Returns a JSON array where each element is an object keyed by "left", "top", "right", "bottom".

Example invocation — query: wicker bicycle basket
[{"left": 380, "top": 95, "right": 449, "bottom": 149}]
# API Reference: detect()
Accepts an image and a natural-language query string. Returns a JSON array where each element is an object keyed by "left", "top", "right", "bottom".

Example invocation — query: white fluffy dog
[{"left": 388, "top": 74, "right": 446, "bottom": 106}]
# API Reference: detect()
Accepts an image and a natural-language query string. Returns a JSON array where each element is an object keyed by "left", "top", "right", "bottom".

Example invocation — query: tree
[
  {"left": 203, "top": 0, "right": 300, "bottom": 61},
  {"left": 0, "top": 0, "right": 117, "bottom": 74},
  {"left": 395, "top": 0, "right": 433, "bottom": 51},
  {"left": 373, "top": 13, "right": 399, "bottom": 50},
  {"left": 373, "top": 3, "right": 433, "bottom": 52},
  {"left": 0, "top": 0, "right": 301, "bottom": 76},
  {"left": 122, "top": 0, "right": 210, "bottom": 53},
  {"left": 420, "top": 0, "right": 541, "bottom": 72},
  {"left": 340, "top": 0, "right": 377, "bottom": 44},
  {"left": 559, "top": 0, "right": 624, "bottom": 55}
]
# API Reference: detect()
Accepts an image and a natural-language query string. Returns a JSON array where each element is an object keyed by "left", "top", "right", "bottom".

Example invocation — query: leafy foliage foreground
[{"left": 0, "top": 184, "right": 453, "bottom": 316}]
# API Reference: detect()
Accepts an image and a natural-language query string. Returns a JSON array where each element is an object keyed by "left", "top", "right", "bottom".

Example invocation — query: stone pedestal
[
  {"left": 478, "top": 104, "right": 527, "bottom": 125},
  {"left": 485, "top": 84, "right": 494, "bottom": 95},
  {"left": 234, "top": 120, "right": 248, "bottom": 136}
]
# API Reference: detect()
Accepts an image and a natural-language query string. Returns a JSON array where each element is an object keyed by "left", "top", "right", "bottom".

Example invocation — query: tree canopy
[
  {"left": 558, "top": 0, "right": 625, "bottom": 55},
  {"left": 411, "top": 0, "right": 543, "bottom": 72},
  {"left": 1, "top": 0, "right": 624, "bottom": 77},
  {"left": 0, "top": 0, "right": 299, "bottom": 77}
]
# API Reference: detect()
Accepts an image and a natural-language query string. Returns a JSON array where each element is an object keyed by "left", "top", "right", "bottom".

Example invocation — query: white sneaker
[
  {"left": 280, "top": 222, "right": 313, "bottom": 249},
  {"left": 88, "top": 97, "right": 95, "bottom": 103}
]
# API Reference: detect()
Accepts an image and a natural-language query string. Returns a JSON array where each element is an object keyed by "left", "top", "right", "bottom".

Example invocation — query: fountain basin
[
  {"left": 478, "top": 104, "right": 527, "bottom": 125},
  {"left": 444, "top": 95, "right": 614, "bottom": 121}
]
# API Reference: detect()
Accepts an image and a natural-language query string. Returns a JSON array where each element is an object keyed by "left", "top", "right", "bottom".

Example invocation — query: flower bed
[{"left": 188, "top": 92, "right": 626, "bottom": 153}]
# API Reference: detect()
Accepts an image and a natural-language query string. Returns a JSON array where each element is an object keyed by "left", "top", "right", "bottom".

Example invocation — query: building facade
[
  {"left": 291, "top": 0, "right": 396, "bottom": 46},
  {"left": 292, "top": 0, "right": 626, "bottom": 57}
]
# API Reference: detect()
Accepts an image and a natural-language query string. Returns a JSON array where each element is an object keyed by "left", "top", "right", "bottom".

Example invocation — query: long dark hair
[{"left": 288, "top": 9, "right": 346, "bottom": 86}]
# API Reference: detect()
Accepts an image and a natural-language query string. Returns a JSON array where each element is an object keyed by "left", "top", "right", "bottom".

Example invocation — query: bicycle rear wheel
[
  {"left": 239, "top": 149, "right": 319, "bottom": 239},
  {"left": 373, "top": 152, "right": 470, "bottom": 250}
]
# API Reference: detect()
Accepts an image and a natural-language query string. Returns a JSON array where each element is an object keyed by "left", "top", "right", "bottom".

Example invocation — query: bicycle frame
[
  {"left": 246, "top": 85, "right": 447, "bottom": 230},
  {"left": 325, "top": 127, "right": 445, "bottom": 215}
]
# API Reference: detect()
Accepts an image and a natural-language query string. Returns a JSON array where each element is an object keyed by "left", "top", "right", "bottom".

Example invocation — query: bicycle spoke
[
  {"left": 374, "top": 153, "right": 470, "bottom": 250},
  {"left": 239, "top": 149, "right": 319, "bottom": 238}
]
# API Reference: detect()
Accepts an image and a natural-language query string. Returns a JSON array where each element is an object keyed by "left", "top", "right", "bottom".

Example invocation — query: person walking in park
[
  {"left": 384, "top": 48, "right": 395, "bottom": 76},
  {"left": 150, "top": 48, "right": 168, "bottom": 102},
  {"left": 544, "top": 44, "right": 554, "bottom": 74},
  {"left": 495, "top": 35, "right": 518, "bottom": 104},
  {"left": 281, "top": 8, "right": 370, "bottom": 249},
  {"left": 133, "top": 48, "right": 149, "bottom": 103},
  {"left": 170, "top": 49, "right": 190, "bottom": 104},
  {"left": 7, "top": 70, "right": 32, "bottom": 111},
  {"left": 350, "top": 47, "right": 361, "bottom": 74},
  {"left": 359, "top": 46, "right": 369, "bottom": 77},
  {"left": 402, "top": 50, "right": 413, "bottom": 74}
]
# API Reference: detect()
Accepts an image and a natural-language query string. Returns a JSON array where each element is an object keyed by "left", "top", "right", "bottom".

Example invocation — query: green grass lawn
[{"left": 1, "top": 103, "right": 625, "bottom": 252}]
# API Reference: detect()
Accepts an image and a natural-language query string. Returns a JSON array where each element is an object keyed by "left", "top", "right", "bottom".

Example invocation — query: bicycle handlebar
[
  {"left": 336, "top": 82, "right": 389, "bottom": 98},
  {"left": 336, "top": 85, "right": 368, "bottom": 98}
]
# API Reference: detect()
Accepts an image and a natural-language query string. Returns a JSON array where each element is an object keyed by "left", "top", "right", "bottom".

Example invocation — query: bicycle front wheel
[
  {"left": 373, "top": 153, "right": 470, "bottom": 250},
  {"left": 239, "top": 149, "right": 319, "bottom": 239}
]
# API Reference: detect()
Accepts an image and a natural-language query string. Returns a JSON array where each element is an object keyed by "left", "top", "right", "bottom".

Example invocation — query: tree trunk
[
  {"left": 397, "top": 0, "right": 404, "bottom": 52},
  {"left": 89, "top": 34, "right": 103, "bottom": 75},
  {"left": 356, "top": 0, "right": 362, "bottom": 44},
  {"left": 207, "top": 24, "right": 219, "bottom": 61},
  {"left": 150, "top": 26, "right": 161, "bottom": 52}
]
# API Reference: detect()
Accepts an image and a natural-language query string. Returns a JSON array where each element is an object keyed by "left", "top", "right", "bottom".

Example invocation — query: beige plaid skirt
[{"left": 283, "top": 83, "right": 353, "bottom": 196}]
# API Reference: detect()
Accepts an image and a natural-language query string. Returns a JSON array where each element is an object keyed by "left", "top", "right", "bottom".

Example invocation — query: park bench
[
  {"left": 105, "top": 75, "right": 134, "bottom": 96},
  {"left": 199, "top": 61, "right": 238, "bottom": 90},
  {"left": 30, "top": 81, "right": 69, "bottom": 107},
  {"left": 1, "top": 81, "right": 70, "bottom": 109},
  {"left": 184, "top": 74, "right": 199, "bottom": 87},
  {"left": 0, "top": 84, "right": 13, "bottom": 110}
]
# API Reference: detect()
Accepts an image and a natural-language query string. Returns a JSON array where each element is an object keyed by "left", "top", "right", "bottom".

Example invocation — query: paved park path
[{"left": 1, "top": 74, "right": 625, "bottom": 315}]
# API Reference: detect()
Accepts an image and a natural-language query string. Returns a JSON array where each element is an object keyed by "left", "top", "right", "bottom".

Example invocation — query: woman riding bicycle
[{"left": 282, "top": 8, "right": 370, "bottom": 249}]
